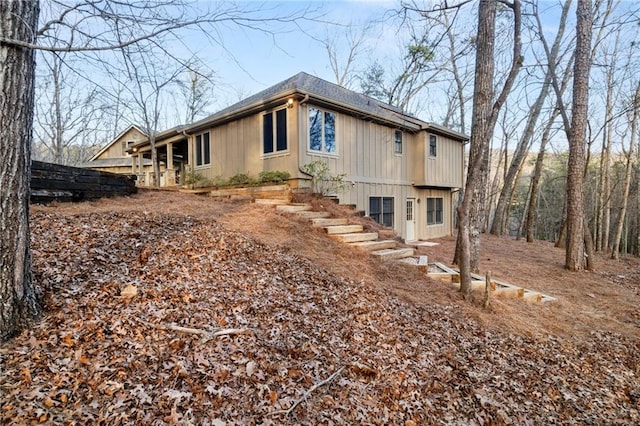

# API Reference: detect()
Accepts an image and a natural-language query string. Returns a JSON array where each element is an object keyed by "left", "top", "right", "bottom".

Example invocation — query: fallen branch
[
  {"left": 135, "top": 318, "right": 252, "bottom": 342},
  {"left": 269, "top": 366, "right": 346, "bottom": 417}
]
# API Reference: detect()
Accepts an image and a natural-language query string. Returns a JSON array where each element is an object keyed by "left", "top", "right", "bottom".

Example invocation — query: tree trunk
[
  {"left": 611, "top": 83, "right": 640, "bottom": 259},
  {"left": 525, "top": 107, "right": 559, "bottom": 242},
  {"left": 490, "top": 75, "right": 551, "bottom": 236},
  {"left": 584, "top": 217, "right": 596, "bottom": 271},
  {"left": 0, "top": 0, "right": 42, "bottom": 341},
  {"left": 458, "top": 0, "right": 500, "bottom": 296},
  {"left": 565, "top": 0, "right": 592, "bottom": 271},
  {"left": 456, "top": 0, "right": 522, "bottom": 289}
]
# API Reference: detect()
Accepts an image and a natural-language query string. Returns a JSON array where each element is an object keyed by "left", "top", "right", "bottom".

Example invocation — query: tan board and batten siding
[
  {"left": 187, "top": 100, "right": 462, "bottom": 240},
  {"left": 102, "top": 73, "right": 467, "bottom": 240},
  {"left": 189, "top": 105, "right": 299, "bottom": 181},
  {"left": 298, "top": 103, "right": 462, "bottom": 240}
]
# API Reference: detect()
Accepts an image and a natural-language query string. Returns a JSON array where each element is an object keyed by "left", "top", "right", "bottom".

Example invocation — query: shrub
[
  {"left": 228, "top": 173, "right": 257, "bottom": 187},
  {"left": 301, "top": 160, "right": 348, "bottom": 195},
  {"left": 183, "top": 166, "right": 206, "bottom": 188},
  {"left": 259, "top": 170, "right": 290, "bottom": 184}
]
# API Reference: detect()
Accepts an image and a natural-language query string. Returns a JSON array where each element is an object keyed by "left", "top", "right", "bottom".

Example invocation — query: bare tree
[
  {"left": 0, "top": 0, "right": 320, "bottom": 340},
  {"left": 319, "top": 21, "right": 372, "bottom": 89},
  {"left": 456, "top": 0, "right": 523, "bottom": 298},
  {"left": 178, "top": 66, "right": 216, "bottom": 124},
  {"left": 105, "top": 41, "right": 190, "bottom": 187},
  {"left": 611, "top": 82, "right": 640, "bottom": 259},
  {"left": 563, "top": 0, "right": 593, "bottom": 271},
  {"left": 34, "top": 51, "right": 103, "bottom": 164},
  {"left": 595, "top": 34, "right": 622, "bottom": 253},
  {"left": 490, "top": 0, "right": 572, "bottom": 237},
  {"left": 360, "top": 23, "right": 443, "bottom": 113}
]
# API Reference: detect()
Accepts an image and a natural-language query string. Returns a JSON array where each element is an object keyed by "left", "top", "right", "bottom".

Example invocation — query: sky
[
  {"left": 33, "top": 0, "right": 640, "bottom": 156},
  {"left": 172, "top": 0, "right": 410, "bottom": 112}
]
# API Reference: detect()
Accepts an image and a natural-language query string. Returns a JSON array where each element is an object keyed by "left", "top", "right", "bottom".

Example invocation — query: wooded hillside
[{"left": 1, "top": 192, "right": 637, "bottom": 424}]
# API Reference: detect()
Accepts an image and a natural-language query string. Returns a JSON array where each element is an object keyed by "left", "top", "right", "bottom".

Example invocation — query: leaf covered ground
[{"left": 1, "top": 191, "right": 639, "bottom": 425}]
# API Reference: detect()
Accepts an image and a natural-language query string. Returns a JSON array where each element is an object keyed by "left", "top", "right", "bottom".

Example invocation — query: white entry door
[{"left": 406, "top": 198, "right": 416, "bottom": 241}]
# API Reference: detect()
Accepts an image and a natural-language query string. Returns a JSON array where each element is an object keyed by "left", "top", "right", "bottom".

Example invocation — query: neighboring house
[
  {"left": 129, "top": 72, "right": 468, "bottom": 240},
  {"left": 80, "top": 125, "right": 152, "bottom": 175}
]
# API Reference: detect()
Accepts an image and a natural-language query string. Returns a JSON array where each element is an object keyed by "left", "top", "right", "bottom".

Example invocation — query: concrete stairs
[{"left": 265, "top": 200, "right": 415, "bottom": 261}]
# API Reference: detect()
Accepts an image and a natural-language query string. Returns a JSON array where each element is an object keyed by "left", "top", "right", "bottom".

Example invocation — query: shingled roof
[{"left": 187, "top": 72, "right": 437, "bottom": 133}]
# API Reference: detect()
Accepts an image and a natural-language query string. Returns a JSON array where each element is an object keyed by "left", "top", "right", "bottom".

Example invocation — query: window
[
  {"left": 263, "top": 109, "right": 288, "bottom": 154},
  {"left": 429, "top": 134, "right": 437, "bottom": 157},
  {"left": 195, "top": 132, "right": 211, "bottom": 166},
  {"left": 394, "top": 130, "right": 403, "bottom": 154},
  {"left": 406, "top": 200, "right": 413, "bottom": 221},
  {"left": 369, "top": 196, "right": 394, "bottom": 227},
  {"left": 427, "top": 197, "right": 443, "bottom": 225},
  {"left": 309, "top": 108, "right": 336, "bottom": 154}
]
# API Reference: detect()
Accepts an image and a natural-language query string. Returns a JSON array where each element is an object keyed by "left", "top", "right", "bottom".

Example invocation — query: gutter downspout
[{"left": 297, "top": 94, "right": 313, "bottom": 183}]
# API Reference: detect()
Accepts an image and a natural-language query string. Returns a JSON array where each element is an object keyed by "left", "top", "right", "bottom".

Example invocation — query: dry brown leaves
[{"left": 0, "top": 195, "right": 638, "bottom": 425}]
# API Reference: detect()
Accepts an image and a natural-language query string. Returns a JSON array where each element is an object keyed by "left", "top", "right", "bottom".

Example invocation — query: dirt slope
[{"left": 1, "top": 191, "right": 638, "bottom": 425}]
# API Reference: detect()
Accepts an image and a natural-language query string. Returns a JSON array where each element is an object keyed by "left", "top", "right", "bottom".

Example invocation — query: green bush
[
  {"left": 259, "top": 170, "right": 290, "bottom": 184},
  {"left": 183, "top": 166, "right": 206, "bottom": 188},
  {"left": 228, "top": 173, "right": 256, "bottom": 187},
  {"left": 301, "top": 160, "right": 348, "bottom": 195}
]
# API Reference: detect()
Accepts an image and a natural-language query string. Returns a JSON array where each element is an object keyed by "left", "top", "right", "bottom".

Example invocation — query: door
[{"left": 406, "top": 198, "right": 416, "bottom": 241}]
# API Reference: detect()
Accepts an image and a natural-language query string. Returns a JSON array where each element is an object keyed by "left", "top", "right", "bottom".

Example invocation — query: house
[
  {"left": 129, "top": 72, "right": 467, "bottom": 240},
  {"left": 80, "top": 124, "right": 152, "bottom": 175}
]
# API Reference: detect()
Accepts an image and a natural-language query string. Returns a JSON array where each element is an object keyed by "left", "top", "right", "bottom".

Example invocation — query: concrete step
[
  {"left": 310, "top": 218, "right": 349, "bottom": 227},
  {"left": 324, "top": 224, "right": 364, "bottom": 235},
  {"left": 276, "top": 204, "right": 312, "bottom": 212},
  {"left": 349, "top": 239, "right": 398, "bottom": 251},
  {"left": 330, "top": 232, "right": 378, "bottom": 243},
  {"left": 370, "top": 248, "right": 415, "bottom": 260},
  {"left": 295, "top": 211, "right": 332, "bottom": 219},
  {"left": 254, "top": 198, "right": 290, "bottom": 205}
]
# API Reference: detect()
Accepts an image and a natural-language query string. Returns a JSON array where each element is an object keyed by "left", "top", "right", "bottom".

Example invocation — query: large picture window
[
  {"left": 263, "top": 108, "right": 288, "bottom": 154},
  {"left": 309, "top": 108, "right": 336, "bottom": 154},
  {"left": 195, "top": 132, "right": 211, "bottom": 166},
  {"left": 427, "top": 197, "right": 443, "bottom": 225},
  {"left": 429, "top": 134, "right": 437, "bottom": 157},
  {"left": 369, "top": 196, "right": 394, "bottom": 227}
]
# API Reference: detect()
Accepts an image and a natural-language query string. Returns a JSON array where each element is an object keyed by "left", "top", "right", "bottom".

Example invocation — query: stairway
[{"left": 272, "top": 202, "right": 415, "bottom": 260}]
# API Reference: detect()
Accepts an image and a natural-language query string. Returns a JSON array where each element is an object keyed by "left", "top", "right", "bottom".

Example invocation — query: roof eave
[{"left": 423, "top": 123, "right": 469, "bottom": 141}]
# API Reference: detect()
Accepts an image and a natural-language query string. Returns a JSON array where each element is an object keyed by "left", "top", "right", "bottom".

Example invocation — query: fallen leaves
[
  {"left": 0, "top": 204, "right": 637, "bottom": 425},
  {"left": 120, "top": 284, "right": 138, "bottom": 298}
]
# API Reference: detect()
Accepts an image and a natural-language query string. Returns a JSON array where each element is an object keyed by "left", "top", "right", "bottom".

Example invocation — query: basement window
[
  {"left": 427, "top": 197, "right": 443, "bottom": 225},
  {"left": 369, "top": 196, "right": 394, "bottom": 228}
]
